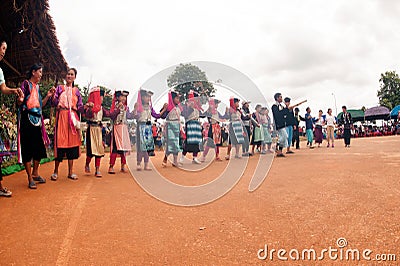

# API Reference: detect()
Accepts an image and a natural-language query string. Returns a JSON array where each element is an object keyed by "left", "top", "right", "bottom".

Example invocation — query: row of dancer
[{"left": 134, "top": 90, "right": 275, "bottom": 169}]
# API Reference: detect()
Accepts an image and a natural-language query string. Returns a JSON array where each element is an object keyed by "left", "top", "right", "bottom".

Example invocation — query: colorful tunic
[
  {"left": 252, "top": 112, "right": 263, "bottom": 145},
  {"left": 229, "top": 110, "right": 245, "bottom": 145},
  {"left": 135, "top": 105, "right": 161, "bottom": 152},
  {"left": 85, "top": 107, "right": 117, "bottom": 157},
  {"left": 17, "top": 80, "right": 50, "bottom": 163},
  {"left": 110, "top": 106, "right": 133, "bottom": 153},
  {"left": 182, "top": 106, "right": 203, "bottom": 153},
  {"left": 260, "top": 113, "right": 272, "bottom": 144},
  {"left": 52, "top": 85, "right": 84, "bottom": 158},
  {"left": 204, "top": 110, "right": 228, "bottom": 146},
  {"left": 165, "top": 106, "right": 181, "bottom": 155}
]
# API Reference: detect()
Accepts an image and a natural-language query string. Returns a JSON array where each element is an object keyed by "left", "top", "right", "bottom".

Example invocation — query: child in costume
[
  {"left": 162, "top": 91, "right": 182, "bottom": 167},
  {"left": 250, "top": 104, "right": 263, "bottom": 155},
  {"left": 200, "top": 98, "right": 229, "bottom": 162},
  {"left": 84, "top": 87, "right": 118, "bottom": 177},
  {"left": 133, "top": 89, "right": 167, "bottom": 170},
  {"left": 227, "top": 97, "right": 246, "bottom": 159},
  {"left": 180, "top": 90, "right": 204, "bottom": 164},
  {"left": 108, "top": 90, "right": 134, "bottom": 174}
]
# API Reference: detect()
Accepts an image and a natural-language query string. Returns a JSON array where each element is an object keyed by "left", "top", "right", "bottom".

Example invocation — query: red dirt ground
[{"left": 1, "top": 136, "right": 399, "bottom": 265}]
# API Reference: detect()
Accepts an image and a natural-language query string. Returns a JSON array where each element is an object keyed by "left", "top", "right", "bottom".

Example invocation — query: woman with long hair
[
  {"left": 325, "top": 108, "right": 336, "bottom": 148},
  {"left": 17, "top": 63, "right": 54, "bottom": 189},
  {"left": 50, "top": 68, "right": 85, "bottom": 181}
]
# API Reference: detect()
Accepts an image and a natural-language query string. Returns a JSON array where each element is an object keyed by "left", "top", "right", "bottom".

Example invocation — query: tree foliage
[
  {"left": 167, "top": 63, "right": 215, "bottom": 102},
  {"left": 378, "top": 71, "right": 400, "bottom": 110}
]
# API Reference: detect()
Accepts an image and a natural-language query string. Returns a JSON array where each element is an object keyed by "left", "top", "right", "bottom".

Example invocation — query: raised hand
[{"left": 47, "top": 87, "right": 56, "bottom": 98}]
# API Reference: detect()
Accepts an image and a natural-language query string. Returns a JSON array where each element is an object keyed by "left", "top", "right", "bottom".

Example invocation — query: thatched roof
[{"left": 0, "top": 0, "right": 68, "bottom": 85}]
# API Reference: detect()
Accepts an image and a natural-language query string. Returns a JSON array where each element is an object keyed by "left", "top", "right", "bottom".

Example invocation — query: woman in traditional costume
[
  {"left": 250, "top": 104, "right": 262, "bottom": 155},
  {"left": 84, "top": 87, "right": 118, "bottom": 177},
  {"left": 108, "top": 90, "right": 133, "bottom": 174},
  {"left": 227, "top": 97, "right": 245, "bottom": 159},
  {"left": 200, "top": 98, "right": 229, "bottom": 162},
  {"left": 314, "top": 110, "right": 325, "bottom": 147},
  {"left": 17, "top": 63, "right": 54, "bottom": 189},
  {"left": 259, "top": 107, "right": 273, "bottom": 153},
  {"left": 50, "top": 68, "right": 85, "bottom": 181},
  {"left": 162, "top": 91, "right": 182, "bottom": 167},
  {"left": 133, "top": 89, "right": 167, "bottom": 170},
  {"left": 180, "top": 91, "right": 204, "bottom": 164}
]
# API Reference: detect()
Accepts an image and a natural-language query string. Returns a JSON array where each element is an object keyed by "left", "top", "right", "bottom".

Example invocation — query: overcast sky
[{"left": 48, "top": 0, "right": 400, "bottom": 115}]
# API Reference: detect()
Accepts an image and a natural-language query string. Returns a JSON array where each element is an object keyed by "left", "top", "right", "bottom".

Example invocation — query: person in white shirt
[{"left": 325, "top": 108, "right": 336, "bottom": 148}]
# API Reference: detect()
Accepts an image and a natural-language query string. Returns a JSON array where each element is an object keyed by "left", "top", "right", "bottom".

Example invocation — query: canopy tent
[
  {"left": 0, "top": 0, "right": 68, "bottom": 85},
  {"left": 390, "top": 105, "right": 400, "bottom": 119},
  {"left": 337, "top": 109, "right": 365, "bottom": 123},
  {"left": 364, "top": 106, "right": 390, "bottom": 121}
]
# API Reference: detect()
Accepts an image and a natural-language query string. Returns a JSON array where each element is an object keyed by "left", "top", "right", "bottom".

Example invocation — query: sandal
[
  {"left": 32, "top": 176, "right": 46, "bottom": 184},
  {"left": 95, "top": 171, "right": 102, "bottom": 178},
  {"left": 0, "top": 188, "right": 12, "bottom": 197},
  {"left": 28, "top": 180, "right": 37, "bottom": 189},
  {"left": 67, "top": 174, "right": 78, "bottom": 180},
  {"left": 50, "top": 173, "right": 58, "bottom": 181},
  {"left": 85, "top": 165, "right": 91, "bottom": 173},
  {"left": 108, "top": 167, "right": 115, "bottom": 174},
  {"left": 162, "top": 161, "right": 167, "bottom": 168}
]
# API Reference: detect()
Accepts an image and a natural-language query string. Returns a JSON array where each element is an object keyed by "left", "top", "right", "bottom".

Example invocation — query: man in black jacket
[
  {"left": 340, "top": 105, "right": 353, "bottom": 147},
  {"left": 271, "top": 93, "right": 287, "bottom": 157},
  {"left": 292, "top": 107, "right": 305, "bottom": 149}
]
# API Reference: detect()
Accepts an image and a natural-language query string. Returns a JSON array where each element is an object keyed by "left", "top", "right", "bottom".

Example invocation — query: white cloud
[{"left": 48, "top": 0, "right": 400, "bottom": 114}]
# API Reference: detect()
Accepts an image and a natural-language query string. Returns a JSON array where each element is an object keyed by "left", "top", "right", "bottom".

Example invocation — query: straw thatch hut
[{"left": 0, "top": 0, "right": 67, "bottom": 85}]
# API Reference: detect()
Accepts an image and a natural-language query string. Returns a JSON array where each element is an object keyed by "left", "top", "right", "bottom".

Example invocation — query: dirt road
[{"left": 1, "top": 136, "right": 399, "bottom": 265}]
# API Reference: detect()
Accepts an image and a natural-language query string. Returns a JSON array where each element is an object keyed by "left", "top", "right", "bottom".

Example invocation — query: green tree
[
  {"left": 378, "top": 71, "right": 400, "bottom": 109},
  {"left": 167, "top": 63, "right": 215, "bottom": 102},
  {"left": 99, "top": 86, "right": 112, "bottom": 110}
]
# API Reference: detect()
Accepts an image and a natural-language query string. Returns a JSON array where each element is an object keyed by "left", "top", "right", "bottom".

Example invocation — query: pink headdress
[
  {"left": 137, "top": 89, "right": 154, "bottom": 113},
  {"left": 229, "top": 97, "right": 240, "bottom": 114},
  {"left": 209, "top": 98, "right": 217, "bottom": 115},
  {"left": 167, "top": 91, "right": 183, "bottom": 112},
  {"left": 88, "top": 86, "right": 101, "bottom": 114},
  {"left": 189, "top": 90, "right": 203, "bottom": 111},
  {"left": 137, "top": 90, "right": 144, "bottom": 113}
]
